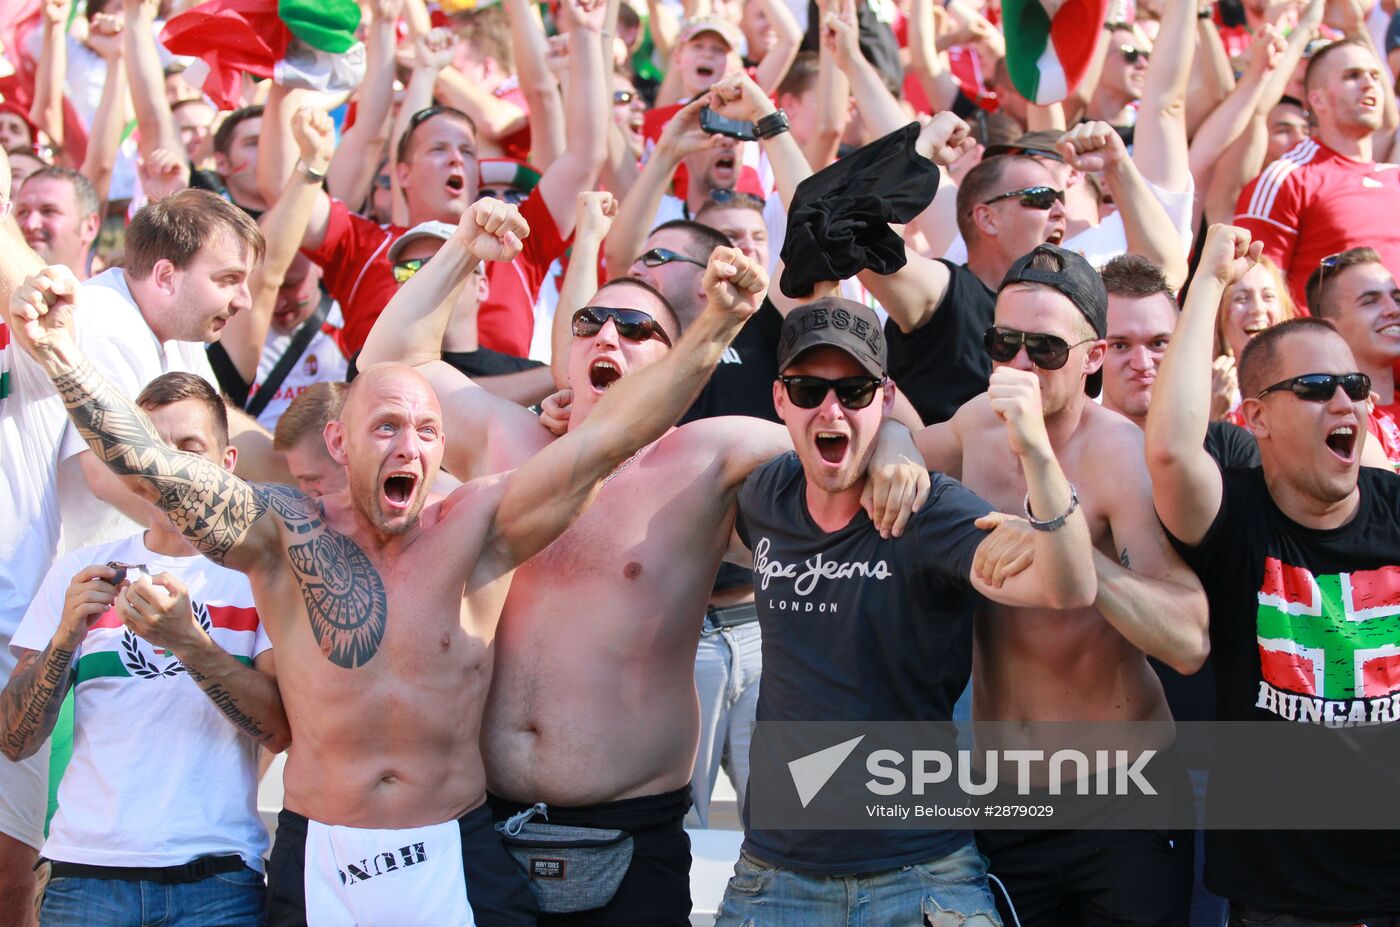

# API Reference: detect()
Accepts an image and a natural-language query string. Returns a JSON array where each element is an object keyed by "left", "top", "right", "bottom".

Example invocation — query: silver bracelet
[
  {"left": 1022, "top": 484, "right": 1080, "bottom": 532},
  {"left": 296, "top": 159, "right": 327, "bottom": 183}
]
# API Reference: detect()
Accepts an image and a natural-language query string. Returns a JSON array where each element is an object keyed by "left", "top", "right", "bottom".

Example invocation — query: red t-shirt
[
  {"left": 493, "top": 79, "right": 533, "bottom": 164},
  {"left": 1234, "top": 139, "right": 1400, "bottom": 312},
  {"left": 302, "top": 192, "right": 566, "bottom": 358}
]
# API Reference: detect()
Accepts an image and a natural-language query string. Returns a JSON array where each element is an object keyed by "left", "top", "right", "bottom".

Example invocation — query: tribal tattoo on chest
[{"left": 257, "top": 486, "right": 389, "bottom": 669}]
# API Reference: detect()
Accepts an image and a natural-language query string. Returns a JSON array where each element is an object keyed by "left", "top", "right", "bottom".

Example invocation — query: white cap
[{"left": 388, "top": 221, "right": 455, "bottom": 263}]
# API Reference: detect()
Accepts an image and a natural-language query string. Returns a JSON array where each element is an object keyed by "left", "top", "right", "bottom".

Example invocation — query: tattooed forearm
[
  {"left": 51, "top": 358, "right": 268, "bottom": 564},
  {"left": 0, "top": 646, "right": 76, "bottom": 761},
  {"left": 200, "top": 683, "right": 269, "bottom": 742}
]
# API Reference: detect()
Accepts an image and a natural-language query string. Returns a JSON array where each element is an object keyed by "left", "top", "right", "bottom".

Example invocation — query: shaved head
[{"left": 342, "top": 363, "right": 441, "bottom": 421}]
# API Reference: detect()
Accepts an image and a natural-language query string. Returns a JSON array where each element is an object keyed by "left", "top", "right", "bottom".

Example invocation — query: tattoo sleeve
[
  {"left": 0, "top": 645, "right": 77, "bottom": 761},
  {"left": 53, "top": 358, "right": 268, "bottom": 564}
]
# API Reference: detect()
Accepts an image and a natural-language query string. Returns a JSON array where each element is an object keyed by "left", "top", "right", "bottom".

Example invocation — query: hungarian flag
[
  {"left": 160, "top": 0, "right": 365, "bottom": 111},
  {"left": 1002, "top": 0, "right": 1109, "bottom": 105}
]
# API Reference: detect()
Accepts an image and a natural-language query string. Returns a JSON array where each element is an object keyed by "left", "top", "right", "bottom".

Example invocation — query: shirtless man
[
  {"left": 357, "top": 211, "right": 932, "bottom": 925},
  {"left": 7, "top": 199, "right": 766, "bottom": 927},
  {"left": 915, "top": 244, "right": 1210, "bottom": 926}
]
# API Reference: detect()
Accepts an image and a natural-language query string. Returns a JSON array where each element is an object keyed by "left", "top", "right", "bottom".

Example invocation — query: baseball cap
[
  {"left": 387, "top": 221, "right": 455, "bottom": 263},
  {"left": 998, "top": 244, "right": 1108, "bottom": 396},
  {"left": 777, "top": 298, "right": 887, "bottom": 379},
  {"left": 678, "top": 14, "right": 742, "bottom": 52},
  {"left": 984, "top": 130, "right": 1065, "bottom": 161},
  {"left": 478, "top": 158, "right": 541, "bottom": 194}
]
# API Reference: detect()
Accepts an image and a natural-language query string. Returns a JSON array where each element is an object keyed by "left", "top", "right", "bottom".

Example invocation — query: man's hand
[
  {"left": 1056, "top": 121, "right": 1129, "bottom": 173},
  {"left": 701, "top": 246, "right": 768, "bottom": 320},
  {"left": 408, "top": 27, "right": 456, "bottom": 71},
  {"left": 292, "top": 106, "right": 335, "bottom": 174},
  {"left": 1199, "top": 223, "right": 1263, "bottom": 287},
  {"left": 455, "top": 197, "right": 531, "bottom": 263},
  {"left": 9, "top": 265, "right": 81, "bottom": 362},
  {"left": 116, "top": 574, "right": 208, "bottom": 656},
  {"left": 559, "top": 0, "right": 607, "bottom": 34},
  {"left": 823, "top": 0, "right": 863, "bottom": 71},
  {"left": 988, "top": 367, "right": 1053, "bottom": 460},
  {"left": 545, "top": 33, "right": 571, "bottom": 78},
  {"left": 85, "top": 13, "right": 124, "bottom": 60},
  {"left": 860, "top": 421, "right": 932, "bottom": 539},
  {"left": 656, "top": 93, "right": 721, "bottom": 162},
  {"left": 371, "top": 0, "right": 405, "bottom": 27},
  {"left": 576, "top": 191, "right": 618, "bottom": 243},
  {"left": 915, "top": 112, "right": 976, "bottom": 166},
  {"left": 972, "top": 512, "right": 1036, "bottom": 587},
  {"left": 57, "top": 565, "right": 119, "bottom": 644},
  {"left": 41, "top": 0, "right": 70, "bottom": 27},
  {"left": 1243, "top": 23, "right": 1287, "bottom": 77},
  {"left": 138, "top": 147, "right": 191, "bottom": 201},
  {"left": 539, "top": 388, "right": 573, "bottom": 436},
  {"left": 709, "top": 71, "right": 777, "bottom": 123}
]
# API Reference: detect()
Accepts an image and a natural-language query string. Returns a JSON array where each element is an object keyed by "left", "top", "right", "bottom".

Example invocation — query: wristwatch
[
  {"left": 296, "top": 159, "right": 327, "bottom": 183},
  {"left": 754, "top": 109, "right": 791, "bottom": 140},
  {"left": 1023, "top": 484, "right": 1081, "bottom": 532}
]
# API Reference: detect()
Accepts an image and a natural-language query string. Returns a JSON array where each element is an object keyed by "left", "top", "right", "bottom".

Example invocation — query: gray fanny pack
[{"left": 495, "top": 803, "right": 634, "bottom": 913}]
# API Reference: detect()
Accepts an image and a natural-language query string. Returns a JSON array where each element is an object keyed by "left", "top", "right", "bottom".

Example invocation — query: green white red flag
[{"left": 1002, "top": 0, "right": 1110, "bottom": 105}]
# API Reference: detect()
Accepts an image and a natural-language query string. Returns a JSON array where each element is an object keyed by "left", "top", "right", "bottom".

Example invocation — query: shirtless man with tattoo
[
  {"left": 1, "top": 372, "right": 286, "bottom": 924},
  {"left": 915, "top": 244, "right": 1210, "bottom": 926},
  {"left": 357, "top": 210, "right": 934, "bottom": 925},
  {"left": 7, "top": 198, "right": 765, "bottom": 927}
]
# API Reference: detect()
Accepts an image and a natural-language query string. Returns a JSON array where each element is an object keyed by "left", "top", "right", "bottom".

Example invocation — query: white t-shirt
[
  {"left": 0, "top": 322, "right": 68, "bottom": 678},
  {"left": 11, "top": 533, "right": 272, "bottom": 870},
  {"left": 250, "top": 323, "right": 347, "bottom": 431},
  {"left": 57, "top": 269, "right": 220, "bottom": 554}
]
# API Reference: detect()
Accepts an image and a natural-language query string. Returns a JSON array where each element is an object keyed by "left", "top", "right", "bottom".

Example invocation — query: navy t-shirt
[
  {"left": 1168, "top": 466, "right": 1400, "bottom": 918},
  {"left": 735, "top": 452, "right": 994, "bottom": 873}
]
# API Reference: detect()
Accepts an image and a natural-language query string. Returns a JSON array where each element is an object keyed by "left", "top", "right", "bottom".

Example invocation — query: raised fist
[
  {"left": 576, "top": 191, "right": 618, "bottom": 242},
  {"left": 988, "top": 366, "right": 1052, "bottom": 460},
  {"left": 292, "top": 107, "right": 336, "bottom": 172},
  {"left": 916, "top": 112, "right": 975, "bottom": 167},
  {"left": 457, "top": 197, "right": 531, "bottom": 264},
  {"left": 1199, "top": 224, "right": 1262, "bottom": 287},
  {"left": 701, "top": 246, "right": 767, "bottom": 320},
  {"left": 1056, "top": 121, "right": 1127, "bottom": 174},
  {"left": 9, "top": 264, "right": 83, "bottom": 362}
]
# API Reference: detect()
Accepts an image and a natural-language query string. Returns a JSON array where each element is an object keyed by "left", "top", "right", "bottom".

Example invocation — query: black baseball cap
[
  {"left": 778, "top": 298, "right": 887, "bottom": 378},
  {"left": 999, "top": 244, "right": 1108, "bottom": 396}
]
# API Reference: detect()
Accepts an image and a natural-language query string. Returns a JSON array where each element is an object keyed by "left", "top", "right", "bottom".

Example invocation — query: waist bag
[{"left": 495, "top": 803, "right": 634, "bottom": 913}]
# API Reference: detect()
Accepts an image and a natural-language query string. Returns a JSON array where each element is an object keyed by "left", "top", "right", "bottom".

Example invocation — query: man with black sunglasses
[
  {"left": 917, "top": 243, "right": 1208, "bottom": 926},
  {"left": 358, "top": 216, "right": 934, "bottom": 924},
  {"left": 715, "top": 297, "right": 1098, "bottom": 926},
  {"left": 1148, "top": 224, "right": 1400, "bottom": 927}
]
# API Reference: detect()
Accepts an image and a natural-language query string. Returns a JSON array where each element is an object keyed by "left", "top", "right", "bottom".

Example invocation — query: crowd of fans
[{"left": 2, "top": 0, "right": 1400, "bottom": 923}]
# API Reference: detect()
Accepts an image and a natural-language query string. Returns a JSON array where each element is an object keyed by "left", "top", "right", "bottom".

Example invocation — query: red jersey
[
  {"left": 302, "top": 192, "right": 566, "bottom": 358},
  {"left": 1234, "top": 139, "right": 1400, "bottom": 312},
  {"left": 493, "top": 77, "right": 532, "bottom": 164}
]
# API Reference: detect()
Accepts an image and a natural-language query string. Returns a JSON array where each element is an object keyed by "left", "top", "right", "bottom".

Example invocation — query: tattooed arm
[
  {"left": 117, "top": 575, "right": 291, "bottom": 752},
  {"left": 8, "top": 267, "right": 282, "bottom": 573},
  {"left": 0, "top": 564, "right": 119, "bottom": 762}
]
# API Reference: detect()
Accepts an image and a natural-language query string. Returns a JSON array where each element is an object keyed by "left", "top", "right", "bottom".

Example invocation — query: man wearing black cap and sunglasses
[
  {"left": 916, "top": 243, "right": 1208, "bottom": 926},
  {"left": 714, "top": 296, "right": 1099, "bottom": 926},
  {"left": 1148, "top": 224, "right": 1400, "bottom": 927}
]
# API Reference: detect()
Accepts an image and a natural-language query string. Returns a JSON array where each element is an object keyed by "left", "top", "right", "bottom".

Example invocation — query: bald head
[{"left": 341, "top": 363, "right": 442, "bottom": 422}]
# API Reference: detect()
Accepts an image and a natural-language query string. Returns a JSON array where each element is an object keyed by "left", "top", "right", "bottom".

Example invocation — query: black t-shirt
[
  {"left": 735, "top": 453, "right": 993, "bottom": 873},
  {"left": 442, "top": 347, "right": 545, "bottom": 378},
  {"left": 885, "top": 261, "right": 995, "bottom": 425},
  {"left": 681, "top": 298, "right": 784, "bottom": 426},
  {"left": 1168, "top": 466, "right": 1400, "bottom": 918},
  {"left": 1204, "top": 420, "right": 1260, "bottom": 469}
]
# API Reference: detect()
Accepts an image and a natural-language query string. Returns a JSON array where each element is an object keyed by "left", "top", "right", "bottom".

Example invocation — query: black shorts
[
  {"left": 266, "top": 805, "right": 538, "bottom": 926},
  {"left": 488, "top": 786, "right": 692, "bottom": 927}
]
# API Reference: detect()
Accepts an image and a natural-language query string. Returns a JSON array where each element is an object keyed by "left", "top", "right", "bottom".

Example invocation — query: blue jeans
[
  {"left": 689, "top": 620, "right": 763, "bottom": 828},
  {"left": 41, "top": 866, "right": 265, "bottom": 926},
  {"left": 714, "top": 839, "right": 1002, "bottom": 927}
]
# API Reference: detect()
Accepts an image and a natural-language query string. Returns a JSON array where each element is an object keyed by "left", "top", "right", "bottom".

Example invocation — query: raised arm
[
  {"left": 751, "top": 0, "right": 803, "bottom": 94},
  {"left": 1135, "top": 0, "right": 1193, "bottom": 193},
  {"left": 971, "top": 369, "right": 1097, "bottom": 609},
  {"left": 8, "top": 267, "right": 282, "bottom": 573},
  {"left": 389, "top": 28, "right": 455, "bottom": 227},
  {"left": 825, "top": 0, "right": 907, "bottom": 142},
  {"left": 325, "top": 0, "right": 400, "bottom": 209},
  {"left": 221, "top": 108, "right": 337, "bottom": 385},
  {"left": 0, "top": 564, "right": 116, "bottom": 761},
  {"left": 909, "top": 0, "right": 961, "bottom": 114},
  {"left": 504, "top": 0, "right": 564, "bottom": 169},
  {"left": 709, "top": 71, "right": 813, "bottom": 207},
  {"left": 78, "top": 14, "right": 129, "bottom": 207},
  {"left": 123, "top": 0, "right": 181, "bottom": 160},
  {"left": 552, "top": 191, "right": 615, "bottom": 388},
  {"left": 30, "top": 0, "right": 69, "bottom": 157},
  {"left": 1058, "top": 121, "right": 1188, "bottom": 289},
  {"left": 1188, "top": 26, "right": 1286, "bottom": 195},
  {"left": 483, "top": 247, "right": 766, "bottom": 570},
  {"left": 117, "top": 574, "right": 290, "bottom": 752},
  {"left": 1145, "top": 224, "right": 1260, "bottom": 545},
  {"left": 857, "top": 114, "right": 973, "bottom": 330}
]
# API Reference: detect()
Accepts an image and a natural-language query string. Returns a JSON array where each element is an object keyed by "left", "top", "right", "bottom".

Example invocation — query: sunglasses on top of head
[
  {"left": 983, "top": 327, "right": 1095, "bottom": 370},
  {"left": 778, "top": 375, "right": 884, "bottom": 410},
  {"left": 572, "top": 306, "right": 673, "bottom": 346},
  {"left": 982, "top": 186, "right": 1065, "bottom": 210},
  {"left": 1255, "top": 372, "right": 1371, "bottom": 402},
  {"left": 636, "top": 247, "right": 707, "bottom": 269}
]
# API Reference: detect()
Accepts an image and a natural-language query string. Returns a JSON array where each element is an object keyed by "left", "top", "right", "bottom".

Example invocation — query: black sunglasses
[
  {"left": 1256, "top": 372, "right": 1371, "bottom": 402},
  {"left": 1121, "top": 45, "right": 1149, "bottom": 65},
  {"left": 983, "top": 185, "right": 1065, "bottom": 210},
  {"left": 778, "top": 375, "right": 883, "bottom": 410},
  {"left": 478, "top": 188, "right": 526, "bottom": 205},
  {"left": 392, "top": 257, "right": 430, "bottom": 284},
  {"left": 572, "top": 306, "right": 673, "bottom": 346},
  {"left": 637, "top": 247, "right": 706, "bottom": 269},
  {"left": 983, "top": 326, "right": 1094, "bottom": 370}
]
